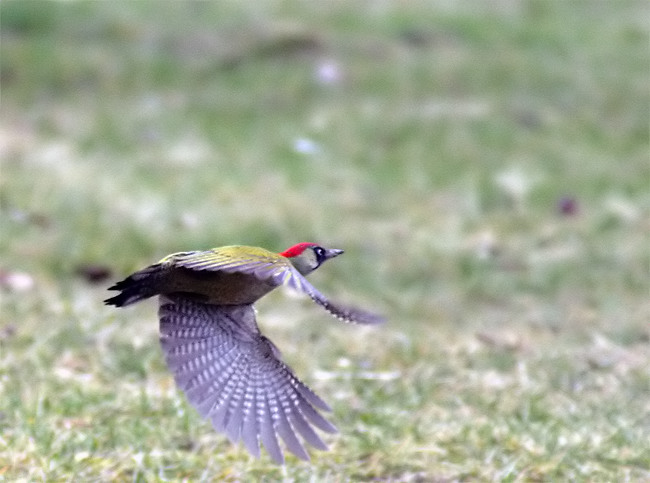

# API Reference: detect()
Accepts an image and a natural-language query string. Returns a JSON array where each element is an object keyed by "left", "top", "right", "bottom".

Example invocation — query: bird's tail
[{"left": 104, "top": 264, "right": 165, "bottom": 307}]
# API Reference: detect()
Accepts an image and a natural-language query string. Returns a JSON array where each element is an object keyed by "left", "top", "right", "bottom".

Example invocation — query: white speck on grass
[
  {"left": 53, "top": 367, "right": 94, "bottom": 384},
  {"left": 167, "top": 136, "right": 211, "bottom": 166},
  {"left": 74, "top": 451, "right": 90, "bottom": 462},
  {"left": 495, "top": 165, "right": 542, "bottom": 207},
  {"left": 604, "top": 195, "right": 641, "bottom": 222},
  {"left": 132, "top": 452, "right": 145, "bottom": 467},
  {"left": 315, "top": 59, "right": 344, "bottom": 85},
  {"left": 0, "top": 271, "right": 35, "bottom": 292},
  {"left": 293, "top": 137, "right": 320, "bottom": 155},
  {"left": 337, "top": 357, "right": 351, "bottom": 368}
]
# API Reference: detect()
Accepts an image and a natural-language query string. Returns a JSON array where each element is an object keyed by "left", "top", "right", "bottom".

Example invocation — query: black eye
[{"left": 313, "top": 246, "right": 326, "bottom": 262}]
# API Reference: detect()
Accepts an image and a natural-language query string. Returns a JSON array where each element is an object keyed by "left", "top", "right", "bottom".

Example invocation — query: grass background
[{"left": 1, "top": 1, "right": 649, "bottom": 481}]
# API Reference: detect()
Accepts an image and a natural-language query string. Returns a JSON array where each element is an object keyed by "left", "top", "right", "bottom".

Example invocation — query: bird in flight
[{"left": 105, "top": 242, "right": 384, "bottom": 463}]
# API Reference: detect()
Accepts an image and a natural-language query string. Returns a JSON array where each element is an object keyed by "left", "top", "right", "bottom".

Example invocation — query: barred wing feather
[{"left": 158, "top": 295, "right": 337, "bottom": 464}]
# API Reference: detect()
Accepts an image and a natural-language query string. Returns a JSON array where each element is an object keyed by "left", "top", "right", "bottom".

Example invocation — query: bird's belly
[{"left": 166, "top": 269, "right": 276, "bottom": 305}]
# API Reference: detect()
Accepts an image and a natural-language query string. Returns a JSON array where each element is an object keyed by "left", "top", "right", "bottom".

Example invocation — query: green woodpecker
[{"left": 105, "top": 243, "right": 383, "bottom": 463}]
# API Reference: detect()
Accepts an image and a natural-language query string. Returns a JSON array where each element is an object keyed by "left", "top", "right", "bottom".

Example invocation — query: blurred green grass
[{"left": 1, "top": 1, "right": 649, "bottom": 480}]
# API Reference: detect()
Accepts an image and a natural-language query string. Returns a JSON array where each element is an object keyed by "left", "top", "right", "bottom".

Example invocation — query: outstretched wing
[
  {"left": 158, "top": 295, "right": 337, "bottom": 464},
  {"left": 170, "top": 247, "right": 385, "bottom": 325},
  {"left": 279, "top": 269, "right": 386, "bottom": 325}
]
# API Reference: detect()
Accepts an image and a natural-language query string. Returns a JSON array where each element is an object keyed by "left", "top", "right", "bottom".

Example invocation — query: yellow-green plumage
[{"left": 160, "top": 245, "right": 282, "bottom": 267}]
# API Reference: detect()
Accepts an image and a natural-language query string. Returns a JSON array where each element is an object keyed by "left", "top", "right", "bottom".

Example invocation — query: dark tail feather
[
  {"left": 104, "top": 265, "right": 163, "bottom": 307},
  {"left": 104, "top": 289, "right": 153, "bottom": 307}
]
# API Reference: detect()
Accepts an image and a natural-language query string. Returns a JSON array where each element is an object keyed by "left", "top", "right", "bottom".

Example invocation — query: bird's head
[{"left": 279, "top": 243, "right": 343, "bottom": 276}]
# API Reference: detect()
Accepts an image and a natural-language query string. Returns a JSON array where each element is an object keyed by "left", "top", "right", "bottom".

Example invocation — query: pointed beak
[{"left": 324, "top": 248, "right": 344, "bottom": 260}]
